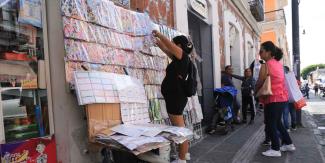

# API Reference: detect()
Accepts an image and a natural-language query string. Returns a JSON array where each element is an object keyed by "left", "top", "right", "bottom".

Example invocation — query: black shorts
[{"left": 164, "top": 95, "right": 188, "bottom": 115}]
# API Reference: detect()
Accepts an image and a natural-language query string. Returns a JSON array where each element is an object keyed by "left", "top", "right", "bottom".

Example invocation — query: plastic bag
[
  {"left": 284, "top": 72, "right": 304, "bottom": 102},
  {"left": 294, "top": 98, "right": 306, "bottom": 110}
]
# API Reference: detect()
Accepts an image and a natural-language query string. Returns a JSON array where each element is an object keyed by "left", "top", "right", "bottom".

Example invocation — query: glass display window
[{"left": 0, "top": 0, "right": 50, "bottom": 143}]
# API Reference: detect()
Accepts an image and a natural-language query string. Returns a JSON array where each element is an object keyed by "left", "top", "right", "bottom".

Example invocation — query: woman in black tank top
[{"left": 152, "top": 30, "right": 193, "bottom": 162}]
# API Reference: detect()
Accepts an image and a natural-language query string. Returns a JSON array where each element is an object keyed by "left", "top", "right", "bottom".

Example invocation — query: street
[{"left": 190, "top": 90, "right": 325, "bottom": 163}]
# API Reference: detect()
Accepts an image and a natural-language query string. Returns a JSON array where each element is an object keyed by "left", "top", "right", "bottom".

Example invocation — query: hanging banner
[{"left": 0, "top": 136, "right": 57, "bottom": 163}]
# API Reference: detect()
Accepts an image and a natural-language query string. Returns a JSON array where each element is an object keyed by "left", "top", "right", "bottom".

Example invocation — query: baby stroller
[{"left": 207, "top": 86, "right": 238, "bottom": 135}]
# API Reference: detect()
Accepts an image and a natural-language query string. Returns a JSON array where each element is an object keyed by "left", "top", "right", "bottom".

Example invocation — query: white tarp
[
  {"left": 109, "top": 135, "right": 168, "bottom": 150},
  {"left": 110, "top": 124, "right": 193, "bottom": 138}
]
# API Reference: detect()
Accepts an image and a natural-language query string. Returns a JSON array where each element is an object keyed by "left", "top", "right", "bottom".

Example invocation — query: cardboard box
[{"left": 86, "top": 104, "right": 122, "bottom": 142}]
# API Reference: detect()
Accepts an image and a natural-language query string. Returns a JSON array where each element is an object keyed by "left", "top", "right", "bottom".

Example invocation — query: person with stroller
[
  {"left": 207, "top": 86, "right": 237, "bottom": 135},
  {"left": 256, "top": 41, "right": 295, "bottom": 157},
  {"left": 221, "top": 65, "right": 241, "bottom": 124},
  {"left": 152, "top": 30, "right": 192, "bottom": 163},
  {"left": 230, "top": 68, "right": 256, "bottom": 124}
]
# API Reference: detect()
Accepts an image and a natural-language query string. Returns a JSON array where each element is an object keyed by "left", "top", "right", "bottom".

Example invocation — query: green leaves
[{"left": 301, "top": 64, "right": 325, "bottom": 80}]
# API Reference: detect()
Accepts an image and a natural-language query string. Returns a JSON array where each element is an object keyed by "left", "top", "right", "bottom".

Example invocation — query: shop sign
[
  {"left": 21, "top": 77, "right": 37, "bottom": 89},
  {"left": 0, "top": 136, "right": 57, "bottom": 163},
  {"left": 188, "top": 0, "right": 208, "bottom": 19}
]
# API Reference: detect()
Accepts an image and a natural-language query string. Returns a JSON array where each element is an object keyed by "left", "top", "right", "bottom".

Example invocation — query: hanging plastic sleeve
[{"left": 18, "top": 0, "right": 42, "bottom": 28}]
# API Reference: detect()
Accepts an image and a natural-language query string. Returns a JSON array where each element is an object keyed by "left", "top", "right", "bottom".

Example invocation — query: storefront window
[{"left": 0, "top": 0, "right": 49, "bottom": 143}]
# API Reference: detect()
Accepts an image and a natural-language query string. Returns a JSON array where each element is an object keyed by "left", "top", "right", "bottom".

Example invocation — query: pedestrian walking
[
  {"left": 282, "top": 66, "right": 297, "bottom": 132},
  {"left": 153, "top": 30, "right": 193, "bottom": 163},
  {"left": 283, "top": 103, "right": 297, "bottom": 131},
  {"left": 314, "top": 84, "right": 319, "bottom": 96},
  {"left": 256, "top": 41, "right": 295, "bottom": 157},
  {"left": 304, "top": 83, "right": 310, "bottom": 99},
  {"left": 230, "top": 68, "right": 256, "bottom": 124}
]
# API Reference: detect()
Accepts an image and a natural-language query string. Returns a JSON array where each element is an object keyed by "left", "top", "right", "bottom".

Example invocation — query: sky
[{"left": 284, "top": 0, "right": 325, "bottom": 70}]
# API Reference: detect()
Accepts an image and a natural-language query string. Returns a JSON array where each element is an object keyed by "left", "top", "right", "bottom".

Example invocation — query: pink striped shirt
[{"left": 260, "top": 59, "right": 289, "bottom": 104}]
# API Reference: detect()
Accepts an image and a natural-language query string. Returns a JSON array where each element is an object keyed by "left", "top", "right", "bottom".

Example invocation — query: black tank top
[{"left": 161, "top": 52, "right": 190, "bottom": 97}]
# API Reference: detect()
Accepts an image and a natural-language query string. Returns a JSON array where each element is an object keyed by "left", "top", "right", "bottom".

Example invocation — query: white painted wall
[
  {"left": 174, "top": 0, "right": 189, "bottom": 34},
  {"left": 209, "top": 0, "right": 221, "bottom": 88},
  {"left": 224, "top": 10, "right": 244, "bottom": 75},
  {"left": 245, "top": 33, "right": 255, "bottom": 67}
]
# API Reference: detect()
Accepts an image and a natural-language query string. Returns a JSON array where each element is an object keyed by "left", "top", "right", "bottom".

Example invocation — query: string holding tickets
[
  {"left": 63, "top": 17, "right": 135, "bottom": 50},
  {"left": 65, "top": 61, "right": 125, "bottom": 84},
  {"left": 61, "top": 0, "right": 153, "bottom": 36},
  {"left": 64, "top": 39, "right": 168, "bottom": 70},
  {"left": 66, "top": 62, "right": 166, "bottom": 90},
  {"left": 74, "top": 71, "right": 149, "bottom": 105}
]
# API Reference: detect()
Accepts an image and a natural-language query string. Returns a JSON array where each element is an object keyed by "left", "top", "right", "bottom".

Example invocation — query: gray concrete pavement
[{"left": 189, "top": 92, "right": 325, "bottom": 163}]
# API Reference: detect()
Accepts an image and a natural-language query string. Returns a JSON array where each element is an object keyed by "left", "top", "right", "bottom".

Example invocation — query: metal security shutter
[{"left": 188, "top": 11, "right": 214, "bottom": 125}]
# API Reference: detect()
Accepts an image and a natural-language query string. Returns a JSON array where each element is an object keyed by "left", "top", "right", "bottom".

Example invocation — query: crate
[{"left": 86, "top": 103, "right": 122, "bottom": 142}]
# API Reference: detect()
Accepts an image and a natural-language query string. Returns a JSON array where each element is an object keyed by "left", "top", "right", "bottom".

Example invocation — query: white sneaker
[
  {"left": 280, "top": 144, "right": 296, "bottom": 152},
  {"left": 262, "top": 149, "right": 281, "bottom": 157},
  {"left": 287, "top": 129, "right": 291, "bottom": 133},
  {"left": 185, "top": 153, "right": 191, "bottom": 160}
]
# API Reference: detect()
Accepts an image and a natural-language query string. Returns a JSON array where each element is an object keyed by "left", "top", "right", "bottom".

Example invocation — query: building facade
[
  {"left": 216, "top": 0, "right": 263, "bottom": 103},
  {"left": 260, "top": 0, "right": 291, "bottom": 68},
  {"left": 0, "top": 0, "right": 268, "bottom": 162}
]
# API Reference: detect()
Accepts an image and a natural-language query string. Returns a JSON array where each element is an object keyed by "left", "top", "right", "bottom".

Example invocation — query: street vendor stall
[
  {"left": 60, "top": 0, "right": 204, "bottom": 162},
  {"left": 73, "top": 71, "right": 195, "bottom": 162}
]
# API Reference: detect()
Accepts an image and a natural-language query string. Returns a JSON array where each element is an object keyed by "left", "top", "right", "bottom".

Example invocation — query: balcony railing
[
  {"left": 264, "top": 9, "right": 286, "bottom": 24},
  {"left": 248, "top": 0, "right": 264, "bottom": 22}
]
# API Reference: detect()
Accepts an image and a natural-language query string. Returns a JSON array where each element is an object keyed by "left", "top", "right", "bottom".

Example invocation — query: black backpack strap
[{"left": 175, "top": 52, "right": 191, "bottom": 80}]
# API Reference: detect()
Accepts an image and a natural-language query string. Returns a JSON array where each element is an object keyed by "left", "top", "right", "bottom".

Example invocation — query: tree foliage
[{"left": 301, "top": 64, "right": 325, "bottom": 80}]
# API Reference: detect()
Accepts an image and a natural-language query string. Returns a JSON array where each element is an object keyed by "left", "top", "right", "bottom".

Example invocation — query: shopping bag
[
  {"left": 256, "top": 75, "right": 272, "bottom": 97},
  {"left": 284, "top": 72, "right": 304, "bottom": 102},
  {"left": 294, "top": 98, "right": 307, "bottom": 110},
  {"left": 256, "top": 64, "right": 272, "bottom": 97}
]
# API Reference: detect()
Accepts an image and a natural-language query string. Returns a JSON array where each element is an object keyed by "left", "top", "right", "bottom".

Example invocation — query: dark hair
[
  {"left": 284, "top": 66, "right": 290, "bottom": 73},
  {"left": 274, "top": 47, "right": 284, "bottom": 61},
  {"left": 172, "top": 35, "right": 193, "bottom": 54},
  {"left": 225, "top": 65, "right": 232, "bottom": 71},
  {"left": 244, "top": 68, "right": 251, "bottom": 72},
  {"left": 261, "top": 41, "right": 283, "bottom": 61}
]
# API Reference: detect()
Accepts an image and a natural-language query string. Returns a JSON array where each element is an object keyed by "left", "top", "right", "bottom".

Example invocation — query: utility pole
[{"left": 292, "top": 0, "right": 302, "bottom": 127}]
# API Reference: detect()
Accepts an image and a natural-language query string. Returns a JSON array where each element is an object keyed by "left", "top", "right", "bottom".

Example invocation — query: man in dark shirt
[
  {"left": 221, "top": 65, "right": 235, "bottom": 87},
  {"left": 221, "top": 65, "right": 240, "bottom": 123}
]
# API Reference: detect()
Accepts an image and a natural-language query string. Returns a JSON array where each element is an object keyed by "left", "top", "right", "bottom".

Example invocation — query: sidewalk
[{"left": 189, "top": 103, "right": 325, "bottom": 163}]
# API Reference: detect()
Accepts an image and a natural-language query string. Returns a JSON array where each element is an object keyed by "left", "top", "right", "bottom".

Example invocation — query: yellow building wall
[
  {"left": 265, "top": 0, "right": 276, "bottom": 12},
  {"left": 261, "top": 31, "right": 276, "bottom": 44}
]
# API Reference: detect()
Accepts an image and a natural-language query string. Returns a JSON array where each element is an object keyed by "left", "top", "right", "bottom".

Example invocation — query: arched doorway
[
  {"left": 245, "top": 33, "right": 256, "bottom": 68},
  {"left": 223, "top": 10, "right": 244, "bottom": 105},
  {"left": 223, "top": 10, "right": 244, "bottom": 77}
]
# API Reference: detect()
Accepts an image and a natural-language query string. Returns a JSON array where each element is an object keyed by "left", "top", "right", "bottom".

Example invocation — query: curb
[{"left": 304, "top": 111, "right": 325, "bottom": 146}]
